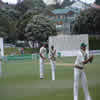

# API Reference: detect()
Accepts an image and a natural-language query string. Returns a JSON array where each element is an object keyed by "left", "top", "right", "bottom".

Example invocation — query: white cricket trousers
[
  {"left": 50, "top": 60, "right": 56, "bottom": 80},
  {"left": 74, "top": 68, "right": 92, "bottom": 100},
  {"left": 0, "top": 62, "right": 2, "bottom": 77},
  {"left": 40, "top": 58, "right": 44, "bottom": 78}
]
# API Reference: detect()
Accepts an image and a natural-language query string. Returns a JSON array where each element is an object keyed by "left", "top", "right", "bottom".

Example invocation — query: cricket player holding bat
[
  {"left": 49, "top": 45, "right": 56, "bottom": 80},
  {"left": 40, "top": 44, "right": 47, "bottom": 79},
  {"left": 74, "top": 43, "right": 93, "bottom": 100}
]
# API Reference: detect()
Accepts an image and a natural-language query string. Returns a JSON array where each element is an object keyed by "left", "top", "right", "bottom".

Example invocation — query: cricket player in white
[
  {"left": 49, "top": 45, "right": 56, "bottom": 80},
  {"left": 0, "top": 49, "right": 2, "bottom": 77},
  {"left": 40, "top": 44, "right": 46, "bottom": 79},
  {"left": 74, "top": 43, "right": 93, "bottom": 100}
]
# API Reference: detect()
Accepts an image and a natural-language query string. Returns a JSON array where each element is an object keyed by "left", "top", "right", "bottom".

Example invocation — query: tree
[
  {"left": 17, "top": 10, "right": 39, "bottom": 40},
  {"left": 25, "top": 15, "right": 57, "bottom": 41},
  {"left": 95, "top": 0, "right": 100, "bottom": 5},
  {"left": 72, "top": 8, "right": 100, "bottom": 34},
  {"left": 0, "top": 7, "right": 19, "bottom": 41},
  {"left": 53, "top": 0, "right": 74, "bottom": 8},
  {"left": 54, "top": 0, "right": 62, "bottom": 8},
  {"left": 15, "top": 0, "right": 46, "bottom": 14},
  {"left": 17, "top": 12, "right": 57, "bottom": 41},
  {"left": 61, "top": 0, "right": 74, "bottom": 8}
]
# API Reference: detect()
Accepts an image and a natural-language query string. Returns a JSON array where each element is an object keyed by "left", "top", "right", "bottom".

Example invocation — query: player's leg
[
  {"left": 74, "top": 68, "right": 80, "bottom": 100},
  {"left": 50, "top": 60, "right": 56, "bottom": 80},
  {"left": 40, "top": 58, "right": 44, "bottom": 79},
  {"left": 81, "top": 71, "right": 92, "bottom": 100}
]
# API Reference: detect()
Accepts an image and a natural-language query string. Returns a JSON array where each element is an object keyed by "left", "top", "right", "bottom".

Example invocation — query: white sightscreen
[
  {"left": 49, "top": 34, "right": 89, "bottom": 56},
  {"left": 0, "top": 38, "right": 4, "bottom": 56}
]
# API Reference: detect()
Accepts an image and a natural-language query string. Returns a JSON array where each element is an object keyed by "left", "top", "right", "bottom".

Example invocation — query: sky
[
  {"left": 1, "top": 0, "right": 23, "bottom": 4},
  {"left": 2, "top": 0, "right": 17, "bottom": 4},
  {"left": 2, "top": 0, "right": 95, "bottom": 5}
]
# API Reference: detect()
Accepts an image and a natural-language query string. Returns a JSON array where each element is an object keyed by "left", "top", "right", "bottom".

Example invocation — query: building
[{"left": 50, "top": 7, "right": 80, "bottom": 33}]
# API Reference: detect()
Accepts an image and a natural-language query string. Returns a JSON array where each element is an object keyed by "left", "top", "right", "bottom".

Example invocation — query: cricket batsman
[
  {"left": 49, "top": 45, "right": 56, "bottom": 80},
  {"left": 74, "top": 43, "right": 93, "bottom": 100},
  {"left": 40, "top": 44, "right": 47, "bottom": 79}
]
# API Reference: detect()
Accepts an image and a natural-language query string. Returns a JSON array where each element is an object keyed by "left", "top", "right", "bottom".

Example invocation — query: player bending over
[{"left": 49, "top": 45, "right": 56, "bottom": 80}]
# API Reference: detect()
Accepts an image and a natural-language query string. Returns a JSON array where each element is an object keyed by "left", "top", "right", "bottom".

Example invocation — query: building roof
[
  {"left": 52, "top": 8, "right": 69, "bottom": 14},
  {"left": 71, "top": 1, "right": 89, "bottom": 10}
]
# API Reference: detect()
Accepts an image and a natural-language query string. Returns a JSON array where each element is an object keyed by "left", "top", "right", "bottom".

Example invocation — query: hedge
[{"left": 4, "top": 48, "right": 39, "bottom": 55}]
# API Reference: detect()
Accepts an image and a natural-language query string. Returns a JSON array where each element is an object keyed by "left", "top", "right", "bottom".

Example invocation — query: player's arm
[
  {"left": 50, "top": 55, "right": 54, "bottom": 60},
  {"left": 83, "top": 55, "right": 93, "bottom": 64},
  {"left": 49, "top": 52, "right": 54, "bottom": 61},
  {"left": 54, "top": 49, "right": 56, "bottom": 55},
  {"left": 89, "top": 55, "right": 94, "bottom": 63},
  {"left": 54, "top": 50, "right": 56, "bottom": 57},
  {"left": 40, "top": 48, "right": 46, "bottom": 60},
  {"left": 49, "top": 54, "right": 52, "bottom": 59},
  {"left": 49, "top": 52, "right": 53, "bottom": 59},
  {"left": 40, "top": 53, "right": 46, "bottom": 60},
  {"left": 51, "top": 49, "right": 56, "bottom": 58}
]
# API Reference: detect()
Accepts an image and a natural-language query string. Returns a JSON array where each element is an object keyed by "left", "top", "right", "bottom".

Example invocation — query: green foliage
[
  {"left": 0, "top": 0, "right": 46, "bottom": 42},
  {"left": 89, "top": 36, "right": 100, "bottom": 50},
  {"left": 4, "top": 48, "right": 39, "bottom": 55},
  {"left": 24, "top": 15, "right": 57, "bottom": 41},
  {"left": 4, "top": 48, "right": 18, "bottom": 55},
  {"left": 17, "top": 12, "right": 57, "bottom": 41},
  {"left": 61, "top": 0, "right": 74, "bottom": 8},
  {"left": 95, "top": 0, "right": 100, "bottom": 5},
  {"left": 17, "top": 10, "right": 38, "bottom": 40},
  {"left": 0, "top": 0, "right": 56, "bottom": 42},
  {"left": 15, "top": 0, "right": 46, "bottom": 14},
  {"left": 0, "top": 6, "right": 20, "bottom": 41},
  {"left": 72, "top": 8, "right": 100, "bottom": 34}
]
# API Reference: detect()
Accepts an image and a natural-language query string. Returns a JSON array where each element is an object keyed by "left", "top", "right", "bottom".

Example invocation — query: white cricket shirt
[
  {"left": 75, "top": 50, "right": 89, "bottom": 68},
  {"left": 40, "top": 46, "right": 46, "bottom": 59}
]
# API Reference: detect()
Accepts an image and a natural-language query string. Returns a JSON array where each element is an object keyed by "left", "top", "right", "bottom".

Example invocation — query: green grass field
[{"left": 0, "top": 55, "right": 100, "bottom": 100}]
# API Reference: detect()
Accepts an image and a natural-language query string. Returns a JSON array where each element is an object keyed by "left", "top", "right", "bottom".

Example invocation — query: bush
[
  {"left": 4, "top": 48, "right": 39, "bottom": 55},
  {"left": 89, "top": 36, "right": 100, "bottom": 50}
]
